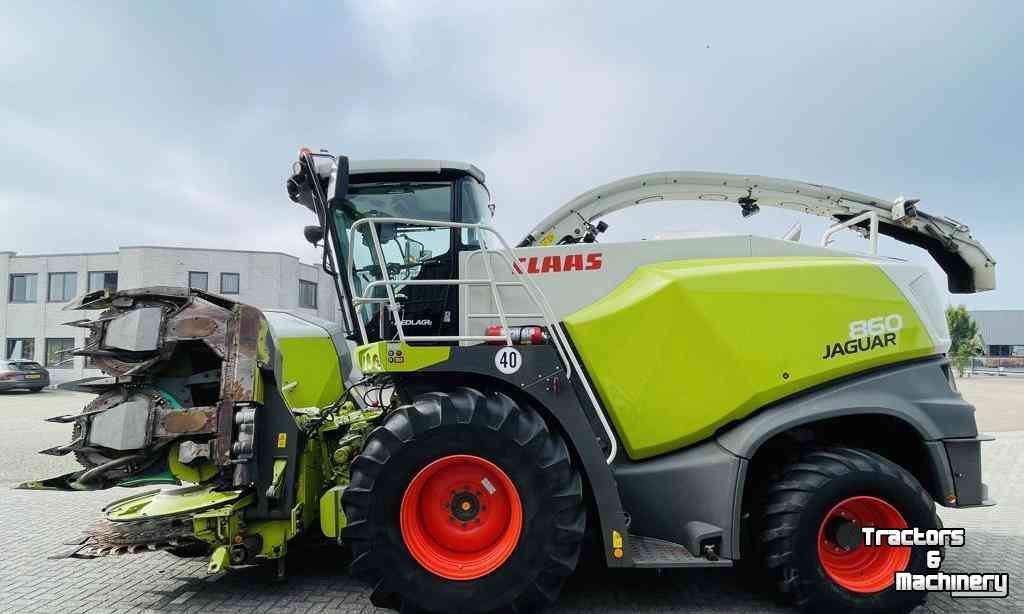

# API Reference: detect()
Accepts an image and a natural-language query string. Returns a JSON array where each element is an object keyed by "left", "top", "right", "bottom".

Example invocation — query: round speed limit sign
[{"left": 494, "top": 346, "right": 522, "bottom": 374}]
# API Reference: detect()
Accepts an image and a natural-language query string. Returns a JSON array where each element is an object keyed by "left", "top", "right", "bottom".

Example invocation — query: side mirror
[
  {"left": 405, "top": 241, "right": 423, "bottom": 263},
  {"left": 304, "top": 225, "right": 325, "bottom": 245}
]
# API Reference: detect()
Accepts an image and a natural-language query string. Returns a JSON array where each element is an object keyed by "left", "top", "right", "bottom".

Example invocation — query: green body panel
[
  {"left": 104, "top": 486, "right": 245, "bottom": 521},
  {"left": 275, "top": 336, "right": 344, "bottom": 408},
  {"left": 116, "top": 469, "right": 179, "bottom": 488},
  {"left": 319, "top": 485, "right": 347, "bottom": 538},
  {"left": 208, "top": 546, "right": 230, "bottom": 574},
  {"left": 269, "top": 459, "right": 288, "bottom": 499},
  {"left": 357, "top": 341, "right": 451, "bottom": 374},
  {"left": 167, "top": 448, "right": 218, "bottom": 484},
  {"left": 192, "top": 494, "right": 255, "bottom": 570},
  {"left": 563, "top": 257, "right": 936, "bottom": 459}
]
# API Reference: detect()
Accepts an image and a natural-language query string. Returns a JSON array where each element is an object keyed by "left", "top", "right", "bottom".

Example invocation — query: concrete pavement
[{"left": 0, "top": 385, "right": 1020, "bottom": 613}]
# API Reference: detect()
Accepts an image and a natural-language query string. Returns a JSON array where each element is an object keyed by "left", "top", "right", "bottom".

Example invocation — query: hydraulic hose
[{"left": 76, "top": 454, "right": 146, "bottom": 485}]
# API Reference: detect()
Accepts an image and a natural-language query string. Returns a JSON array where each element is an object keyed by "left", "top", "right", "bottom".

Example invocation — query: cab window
[{"left": 459, "top": 177, "right": 492, "bottom": 247}]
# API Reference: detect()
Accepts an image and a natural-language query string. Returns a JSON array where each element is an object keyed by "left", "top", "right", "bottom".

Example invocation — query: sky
[{"left": 1, "top": 1, "right": 1021, "bottom": 309}]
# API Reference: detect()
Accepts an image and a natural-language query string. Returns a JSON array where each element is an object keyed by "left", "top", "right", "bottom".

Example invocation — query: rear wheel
[
  {"left": 343, "top": 387, "right": 585, "bottom": 613},
  {"left": 760, "top": 447, "right": 937, "bottom": 613},
  {"left": 29, "top": 387, "right": 44, "bottom": 392}
]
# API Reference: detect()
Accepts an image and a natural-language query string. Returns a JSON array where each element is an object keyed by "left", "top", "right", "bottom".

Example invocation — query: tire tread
[
  {"left": 759, "top": 446, "right": 935, "bottom": 612},
  {"left": 343, "top": 387, "right": 584, "bottom": 613}
]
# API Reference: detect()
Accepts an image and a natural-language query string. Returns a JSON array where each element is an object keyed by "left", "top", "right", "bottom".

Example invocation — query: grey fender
[
  {"left": 716, "top": 356, "right": 976, "bottom": 458},
  {"left": 717, "top": 356, "right": 979, "bottom": 558},
  {"left": 580, "top": 358, "right": 968, "bottom": 563},
  {"left": 397, "top": 344, "right": 631, "bottom": 567}
]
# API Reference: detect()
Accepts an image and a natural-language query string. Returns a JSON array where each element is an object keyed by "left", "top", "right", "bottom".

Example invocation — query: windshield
[
  {"left": 331, "top": 181, "right": 455, "bottom": 321},
  {"left": 329, "top": 176, "right": 492, "bottom": 339}
]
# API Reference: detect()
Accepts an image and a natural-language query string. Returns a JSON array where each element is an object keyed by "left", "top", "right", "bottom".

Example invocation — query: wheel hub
[
  {"left": 449, "top": 490, "right": 481, "bottom": 523},
  {"left": 817, "top": 495, "right": 911, "bottom": 593},
  {"left": 400, "top": 454, "right": 522, "bottom": 581},
  {"left": 822, "top": 515, "right": 861, "bottom": 552}
]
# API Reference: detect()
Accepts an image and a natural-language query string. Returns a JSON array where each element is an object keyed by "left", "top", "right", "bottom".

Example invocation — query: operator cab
[{"left": 289, "top": 155, "right": 492, "bottom": 342}]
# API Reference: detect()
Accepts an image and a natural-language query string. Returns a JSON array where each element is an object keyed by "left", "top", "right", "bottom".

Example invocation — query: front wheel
[
  {"left": 760, "top": 447, "right": 938, "bottom": 613},
  {"left": 343, "top": 387, "right": 585, "bottom": 613}
]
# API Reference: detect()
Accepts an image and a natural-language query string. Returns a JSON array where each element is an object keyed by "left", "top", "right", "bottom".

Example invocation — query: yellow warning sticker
[
  {"left": 277, "top": 433, "right": 287, "bottom": 448},
  {"left": 540, "top": 232, "right": 556, "bottom": 246},
  {"left": 612, "top": 530, "right": 623, "bottom": 549}
]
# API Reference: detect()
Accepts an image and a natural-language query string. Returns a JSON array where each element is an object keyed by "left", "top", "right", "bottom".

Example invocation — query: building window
[
  {"left": 299, "top": 280, "right": 318, "bottom": 309},
  {"left": 48, "top": 272, "right": 78, "bottom": 303},
  {"left": 45, "top": 338, "right": 75, "bottom": 368},
  {"left": 88, "top": 271, "right": 118, "bottom": 292},
  {"left": 220, "top": 272, "right": 240, "bottom": 294},
  {"left": 9, "top": 273, "right": 37, "bottom": 303},
  {"left": 5, "top": 338, "right": 35, "bottom": 360},
  {"left": 188, "top": 271, "right": 209, "bottom": 291}
]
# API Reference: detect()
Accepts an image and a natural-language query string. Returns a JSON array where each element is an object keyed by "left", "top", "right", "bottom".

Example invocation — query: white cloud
[{"left": 0, "top": 2, "right": 1018, "bottom": 307}]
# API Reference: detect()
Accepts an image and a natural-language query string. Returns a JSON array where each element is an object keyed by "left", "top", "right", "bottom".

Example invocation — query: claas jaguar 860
[{"left": 22, "top": 149, "right": 996, "bottom": 613}]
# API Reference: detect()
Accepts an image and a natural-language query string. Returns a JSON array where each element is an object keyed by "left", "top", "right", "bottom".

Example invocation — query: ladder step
[{"left": 628, "top": 534, "right": 732, "bottom": 568}]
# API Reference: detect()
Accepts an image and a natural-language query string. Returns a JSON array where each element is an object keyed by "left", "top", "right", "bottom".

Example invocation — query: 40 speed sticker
[
  {"left": 494, "top": 346, "right": 522, "bottom": 375},
  {"left": 861, "top": 527, "right": 1009, "bottom": 598}
]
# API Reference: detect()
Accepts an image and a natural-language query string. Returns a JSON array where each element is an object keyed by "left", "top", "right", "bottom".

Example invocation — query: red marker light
[
  {"left": 485, "top": 325, "right": 547, "bottom": 345},
  {"left": 527, "top": 326, "right": 544, "bottom": 345}
]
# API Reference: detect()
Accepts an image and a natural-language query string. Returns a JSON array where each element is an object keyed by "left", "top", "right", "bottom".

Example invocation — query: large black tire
[
  {"left": 342, "top": 387, "right": 586, "bottom": 613},
  {"left": 760, "top": 447, "right": 938, "bottom": 613}
]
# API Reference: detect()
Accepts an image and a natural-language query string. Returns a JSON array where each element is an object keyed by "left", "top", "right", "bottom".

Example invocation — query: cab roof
[{"left": 349, "top": 159, "right": 485, "bottom": 184}]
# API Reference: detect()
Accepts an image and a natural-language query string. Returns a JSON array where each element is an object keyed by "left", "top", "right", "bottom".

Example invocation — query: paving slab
[{"left": 1, "top": 385, "right": 1019, "bottom": 613}]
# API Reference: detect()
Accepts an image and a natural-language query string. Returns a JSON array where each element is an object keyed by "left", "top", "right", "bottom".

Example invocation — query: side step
[{"left": 629, "top": 535, "right": 732, "bottom": 568}]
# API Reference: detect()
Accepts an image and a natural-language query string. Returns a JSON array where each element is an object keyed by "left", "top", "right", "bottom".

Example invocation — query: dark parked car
[{"left": 0, "top": 360, "right": 50, "bottom": 392}]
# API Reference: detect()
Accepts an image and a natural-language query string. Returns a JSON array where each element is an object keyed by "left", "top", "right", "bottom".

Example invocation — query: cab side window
[{"left": 459, "top": 178, "right": 492, "bottom": 248}]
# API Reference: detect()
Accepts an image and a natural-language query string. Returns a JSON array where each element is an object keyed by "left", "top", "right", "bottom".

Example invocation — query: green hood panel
[
  {"left": 262, "top": 311, "right": 347, "bottom": 408},
  {"left": 563, "top": 257, "right": 936, "bottom": 459}
]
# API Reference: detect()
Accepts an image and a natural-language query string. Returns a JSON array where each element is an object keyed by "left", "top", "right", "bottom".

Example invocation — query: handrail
[
  {"left": 461, "top": 240, "right": 620, "bottom": 465},
  {"left": 344, "top": 216, "right": 621, "bottom": 463},
  {"left": 345, "top": 217, "right": 559, "bottom": 357},
  {"left": 820, "top": 211, "right": 879, "bottom": 255},
  {"left": 463, "top": 245, "right": 574, "bottom": 376}
]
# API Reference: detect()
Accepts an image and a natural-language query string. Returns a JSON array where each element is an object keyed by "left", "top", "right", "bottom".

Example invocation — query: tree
[
  {"left": 945, "top": 305, "right": 979, "bottom": 355},
  {"left": 946, "top": 305, "right": 983, "bottom": 377},
  {"left": 952, "top": 335, "right": 983, "bottom": 377}
]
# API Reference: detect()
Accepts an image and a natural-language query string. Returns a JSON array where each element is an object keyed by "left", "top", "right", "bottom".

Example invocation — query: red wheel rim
[
  {"left": 400, "top": 454, "right": 522, "bottom": 580},
  {"left": 817, "top": 496, "right": 910, "bottom": 593}
]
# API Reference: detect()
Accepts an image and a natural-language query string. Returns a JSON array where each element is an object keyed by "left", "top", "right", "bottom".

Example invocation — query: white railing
[
  {"left": 345, "top": 217, "right": 573, "bottom": 372},
  {"left": 820, "top": 211, "right": 880, "bottom": 255},
  {"left": 345, "top": 216, "right": 620, "bottom": 463}
]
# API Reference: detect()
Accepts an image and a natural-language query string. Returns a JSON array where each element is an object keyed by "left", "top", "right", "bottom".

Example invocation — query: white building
[
  {"left": 1, "top": 246, "right": 340, "bottom": 385},
  {"left": 970, "top": 310, "right": 1024, "bottom": 357}
]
